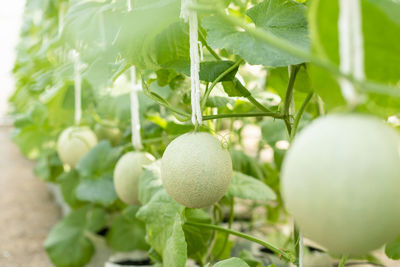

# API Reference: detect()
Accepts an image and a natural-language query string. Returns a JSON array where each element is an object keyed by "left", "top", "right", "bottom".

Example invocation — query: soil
[{"left": 0, "top": 126, "right": 61, "bottom": 267}]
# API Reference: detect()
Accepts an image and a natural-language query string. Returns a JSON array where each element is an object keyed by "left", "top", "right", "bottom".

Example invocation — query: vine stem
[
  {"left": 214, "top": 197, "right": 235, "bottom": 259},
  {"left": 199, "top": 29, "right": 221, "bottom": 61},
  {"left": 200, "top": 59, "right": 243, "bottom": 111},
  {"left": 190, "top": 4, "right": 400, "bottom": 97},
  {"left": 202, "top": 112, "right": 284, "bottom": 121},
  {"left": 338, "top": 256, "right": 348, "bottom": 267},
  {"left": 185, "top": 221, "right": 295, "bottom": 263},
  {"left": 141, "top": 78, "right": 190, "bottom": 118},
  {"left": 247, "top": 95, "right": 272, "bottom": 113},
  {"left": 294, "top": 225, "right": 301, "bottom": 267},
  {"left": 289, "top": 92, "right": 314, "bottom": 142},
  {"left": 283, "top": 65, "right": 300, "bottom": 135}
]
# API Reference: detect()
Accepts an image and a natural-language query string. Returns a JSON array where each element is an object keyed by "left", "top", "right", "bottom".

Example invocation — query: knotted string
[
  {"left": 130, "top": 67, "right": 143, "bottom": 150},
  {"left": 181, "top": 0, "right": 202, "bottom": 125}
]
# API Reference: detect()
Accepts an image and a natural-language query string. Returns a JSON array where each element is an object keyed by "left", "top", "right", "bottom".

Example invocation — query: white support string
[
  {"left": 130, "top": 67, "right": 143, "bottom": 150},
  {"left": 338, "top": 0, "right": 365, "bottom": 106},
  {"left": 58, "top": 3, "right": 64, "bottom": 36},
  {"left": 181, "top": 0, "right": 202, "bottom": 125},
  {"left": 72, "top": 51, "right": 82, "bottom": 125},
  {"left": 127, "top": 0, "right": 132, "bottom": 12},
  {"left": 288, "top": 66, "right": 295, "bottom": 123}
]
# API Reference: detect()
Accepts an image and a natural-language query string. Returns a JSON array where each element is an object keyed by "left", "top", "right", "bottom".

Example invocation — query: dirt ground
[{"left": 0, "top": 126, "right": 61, "bottom": 267}]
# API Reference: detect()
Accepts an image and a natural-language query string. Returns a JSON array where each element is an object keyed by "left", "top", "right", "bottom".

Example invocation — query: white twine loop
[
  {"left": 71, "top": 50, "right": 82, "bottom": 125},
  {"left": 338, "top": 0, "right": 365, "bottom": 106},
  {"left": 181, "top": 0, "right": 202, "bottom": 125},
  {"left": 130, "top": 67, "right": 143, "bottom": 150}
]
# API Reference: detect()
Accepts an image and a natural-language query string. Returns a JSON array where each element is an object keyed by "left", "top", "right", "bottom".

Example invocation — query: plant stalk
[
  {"left": 202, "top": 112, "right": 284, "bottom": 121},
  {"left": 283, "top": 65, "right": 300, "bottom": 135},
  {"left": 338, "top": 256, "right": 348, "bottom": 267},
  {"left": 199, "top": 29, "right": 221, "bottom": 61},
  {"left": 290, "top": 92, "right": 314, "bottom": 142},
  {"left": 201, "top": 59, "right": 243, "bottom": 111},
  {"left": 185, "top": 221, "right": 295, "bottom": 262}
]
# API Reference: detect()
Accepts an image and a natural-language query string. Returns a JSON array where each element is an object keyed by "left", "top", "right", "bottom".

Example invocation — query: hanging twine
[
  {"left": 130, "top": 67, "right": 143, "bottom": 150},
  {"left": 338, "top": 0, "right": 365, "bottom": 106},
  {"left": 71, "top": 50, "right": 82, "bottom": 125},
  {"left": 288, "top": 66, "right": 295, "bottom": 123},
  {"left": 127, "top": 0, "right": 132, "bottom": 12},
  {"left": 181, "top": 0, "right": 202, "bottom": 125}
]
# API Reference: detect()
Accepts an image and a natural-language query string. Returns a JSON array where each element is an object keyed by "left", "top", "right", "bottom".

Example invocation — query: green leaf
[
  {"left": 116, "top": 1, "right": 184, "bottom": 70},
  {"left": 76, "top": 141, "right": 122, "bottom": 178},
  {"left": 385, "top": 237, "right": 400, "bottom": 260},
  {"left": 58, "top": 170, "right": 84, "bottom": 209},
  {"left": 82, "top": 54, "right": 126, "bottom": 90},
  {"left": 62, "top": 1, "right": 121, "bottom": 48},
  {"left": 364, "top": 0, "right": 400, "bottom": 27},
  {"left": 137, "top": 161, "right": 187, "bottom": 267},
  {"left": 86, "top": 208, "right": 107, "bottom": 233},
  {"left": 230, "top": 149, "right": 267, "bottom": 181},
  {"left": 308, "top": 0, "right": 400, "bottom": 115},
  {"left": 203, "top": 0, "right": 309, "bottom": 67},
  {"left": 227, "top": 172, "right": 276, "bottom": 201},
  {"left": 34, "top": 150, "right": 63, "bottom": 182},
  {"left": 138, "top": 161, "right": 164, "bottom": 205},
  {"left": 180, "top": 61, "right": 239, "bottom": 82},
  {"left": 183, "top": 209, "right": 213, "bottom": 262},
  {"left": 267, "top": 66, "right": 311, "bottom": 96},
  {"left": 44, "top": 207, "right": 95, "bottom": 267},
  {"left": 211, "top": 257, "right": 250, "bottom": 267},
  {"left": 147, "top": 115, "right": 193, "bottom": 135},
  {"left": 137, "top": 191, "right": 187, "bottom": 267},
  {"left": 75, "top": 175, "right": 118, "bottom": 206},
  {"left": 239, "top": 250, "right": 263, "bottom": 267},
  {"left": 11, "top": 125, "right": 53, "bottom": 159},
  {"left": 222, "top": 79, "right": 251, "bottom": 97},
  {"left": 211, "top": 232, "right": 234, "bottom": 260},
  {"left": 206, "top": 96, "right": 235, "bottom": 108},
  {"left": 106, "top": 206, "right": 148, "bottom": 252},
  {"left": 260, "top": 117, "right": 288, "bottom": 146}
]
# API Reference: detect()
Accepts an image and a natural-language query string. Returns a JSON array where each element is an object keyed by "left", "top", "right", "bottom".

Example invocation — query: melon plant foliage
[{"left": 9, "top": 0, "right": 400, "bottom": 266}]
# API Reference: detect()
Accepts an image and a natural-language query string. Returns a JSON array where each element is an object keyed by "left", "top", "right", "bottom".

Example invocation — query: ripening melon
[
  {"left": 57, "top": 126, "right": 98, "bottom": 168},
  {"left": 161, "top": 132, "right": 232, "bottom": 208},
  {"left": 94, "top": 122, "right": 122, "bottom": 146},
  {"left": 281, "top": 114, "right": 400, "bottom": 256},
  {"left": 113, "top": 152, "right": 155, "bottom": 205}
]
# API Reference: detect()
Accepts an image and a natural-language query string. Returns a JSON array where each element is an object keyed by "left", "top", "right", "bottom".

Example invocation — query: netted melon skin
[
  {"left": 281, "top": 114, "right": 400, "bottom": 256},
  {"left": 161, "top": 132, "right": 232, "bottom": 208}
]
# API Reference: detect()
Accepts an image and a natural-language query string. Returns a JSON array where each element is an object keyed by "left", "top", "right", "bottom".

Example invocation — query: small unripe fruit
[
  {"left": 94, "top": 123, "right": 122, "bottom": 146},
  {"left": 281, "top": 114, "right": 400, "bottom": 256},
  {"left": 113, "top": 152, "right": 154, "bottom": 205},
  {"left": 161, "top": 132, "right": 232, "bottom": 208},
  {"left": 57, "top": 126, "right": 98, "bottom": 168}
]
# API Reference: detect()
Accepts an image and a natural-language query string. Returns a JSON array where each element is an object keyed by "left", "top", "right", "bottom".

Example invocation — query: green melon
[
  {"left": 94, "top": 123, "right": 122, "bottom": 146},
  {"left": 161, "top": 132, "right": 232, "bottom": 208},
  {"left": 281, "top": 114, "right": 400, "bottom": 256},
  {"left": 57, "top": 126, "right": 98, "bottom": 168},
  {"left": 113, "top": 152, "right": 155, "bottom": 205}
]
